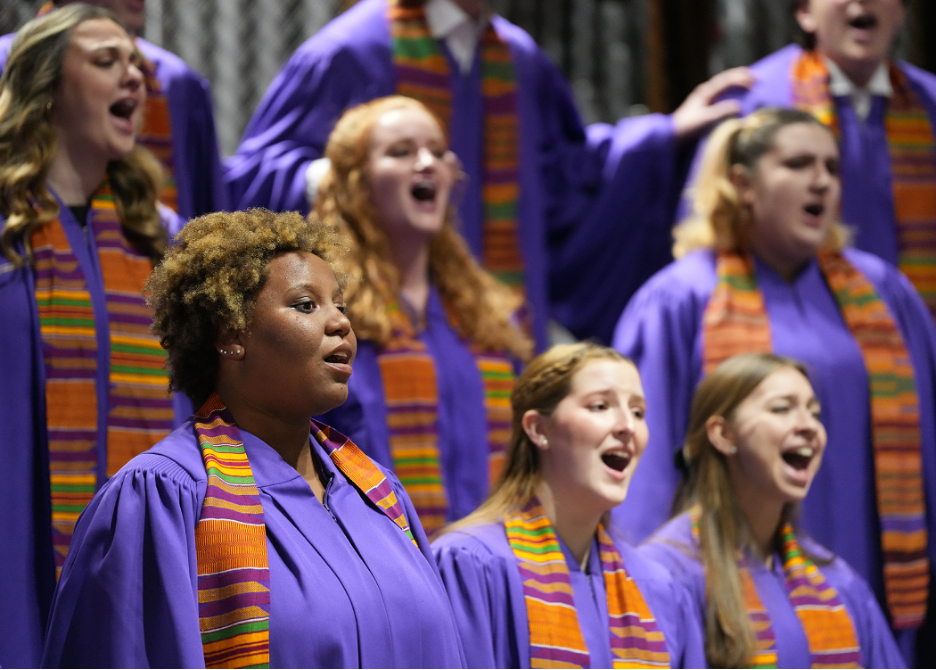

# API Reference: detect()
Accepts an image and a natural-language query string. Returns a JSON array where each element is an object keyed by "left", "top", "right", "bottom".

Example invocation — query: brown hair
[
  {"left": 313, "top": 95, "right": 532, "bottom": 361},
  {"left": 673, "top": 107, "right": 849, "bottom": 259},
  {"left": 672, "top": 353, "right": 811, "bottom": 668},
  {"left": 0, "top": 4, "right": 165, "bottom": 267},
  {"left": 439, "top": 343, "right": 633, "bottom": 534},
  {"left": 145, "top": 209, "right": 347, "bottom": 407}
]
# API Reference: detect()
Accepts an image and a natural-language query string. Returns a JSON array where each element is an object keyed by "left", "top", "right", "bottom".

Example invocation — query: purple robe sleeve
[
  {"left": 41, "top": 453, "right": 205, "bottom": 667},
  {"left": 432, "top": 527, "right": 527, "bottom": 668},
  {"left": 611, "top": 252, "right": 714, "bottom": 542}
]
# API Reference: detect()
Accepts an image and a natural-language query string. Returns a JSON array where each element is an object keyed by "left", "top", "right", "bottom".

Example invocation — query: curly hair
[
  {"left": 673, "top": 107, "right": 850, "bottom": 259},
  {"left": 0, "top": 4, "right": 166, "bottom": 267},
  {"left": 145, "top": 209, "right": 347, "bottom": 407},
  {"left": 313, "top": 95, "right": 532, "bottom": 361}
]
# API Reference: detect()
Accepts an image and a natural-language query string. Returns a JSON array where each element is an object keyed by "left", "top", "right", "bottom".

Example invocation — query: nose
[
  {"left": 414, "top": 147, "right": 437, "bottom": 171},
  {"left": 795, "top": 407, "right": 822, "bottom": 440},
  {"left": 613, "top": 408, "right": 637, "bottom": 439},
  {"left": 124, "top": 60, "right": 144, "bottom": 91},
  {"left": 325, "top": 304, "right": 352, "bottom": 339}
]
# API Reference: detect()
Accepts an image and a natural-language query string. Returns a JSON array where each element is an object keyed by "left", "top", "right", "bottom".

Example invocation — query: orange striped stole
[
  {"left": 792, "top": 51, "right": 936, "bottom": 321},
  {"left": 505, "top": 498, "right": 670, "bottom": 668},
  {"left": 701, "top": 250, "right": 929, "bottom": 628},
  {"left": 376, "top": 298, "right": 514, "bottom": 535},
  {"left": 31, "top": 183, "right": 170, "bottom": 579},
  {"left": 690, "top": 507, "right": 861, "bottom": 668},
  {"left": 387, "top": 0, "right": 526, "bottom": 290}
]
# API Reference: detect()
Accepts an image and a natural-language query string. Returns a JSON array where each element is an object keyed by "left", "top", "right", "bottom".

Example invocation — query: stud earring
[
  {"left": 541, "top": 438, "right": 548, "bottom": 446},
  {"left": 727, "top": 445, "right": 737, "bottom": 455}
]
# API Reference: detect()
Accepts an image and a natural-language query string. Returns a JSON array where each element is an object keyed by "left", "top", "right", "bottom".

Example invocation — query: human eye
[
  {"left": 588, "top": 401, "right": 609, "bottom": 412},
  {"left": 826, "top": 158, "right": 840, "bottom": 177},
  {"left": 770, "top": 403, "right": 791, "bottom": 414},
  {"left": 631, "top": 406, "right": 646, "bottom": 420},
  {"left": 335, "top": 302, "right": 348, "bottom": 316},
  {"left": 291, "top": 299, "right": 316, "bottom": 314},
  {"left": 388, "top": 142, "right": 411, "bottom": 158},
  {"left": 784, "top": 155, "right": 812, "bottom": 169}
]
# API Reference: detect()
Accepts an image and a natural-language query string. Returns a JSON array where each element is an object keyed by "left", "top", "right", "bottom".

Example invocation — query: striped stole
[
  {"left": 387, "top": 0, "right": 526, "bottom": 289},
  {"left": 30, "top": 182, "right": 171, "bottom": 578},
  {"left": 791, "top": 51, "right": 936, "bottom": 320},
  {"left": 35, "top": 2, "right": 177, "bottom": 212},
  {"left": 690, "top": 508, "right": 861, "bottom": 668},
  {"left": 701, "top": 250, "right": 929, "bottom": 629},
  {"left": 193, "top": 398, "right": 419, "bottom": 669},
  {"left": 505, "top": 498, "right": 670, "bottom": 668},
  {"left": 376, "top": 299, "right": 514, "bottom": 536}
]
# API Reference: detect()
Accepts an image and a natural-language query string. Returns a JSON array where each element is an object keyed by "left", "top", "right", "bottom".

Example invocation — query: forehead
[
  {"left": 370, "top": 107, "right": 444, "bottom": 144},
  {"left": 768, "top": 122, "right": 838, "bottom": 156},
  {"left": 264, "top": 251, "right": 339, "bottom": 293},
  {"left": 744, "top": 367, "right": 815, "bottom": 403},
  {"left": 68, "top": 18, "right": 132, "bottom": 51},
  {"left": 568, "top": 358, "right": 642, "bottom": 395}
]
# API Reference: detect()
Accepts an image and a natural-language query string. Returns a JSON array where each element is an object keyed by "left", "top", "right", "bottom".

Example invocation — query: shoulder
[
  {"left": 433, "top": 521, "right": 512, "bottom": 567},
  {"left": 637, "top": 515, "right": 703, "bottom": 578},
  {"left": 630, "top": 250, "right": 718, "bottom": 310},
  {"left": 285, "top": 0, "right": 390, "bottom": 72},
  {"left": 733, "top": 44, "right": 801, "bottom": 109},
  {"left": 747, "top": 44, "right": 802, "bottom": 80},
  {"left": 110, "top": 420, "right": 206, "bottom": 487},
  {"left": 490, "top": 14, "right": 539, "bottom": 56},
  {"left": 897, "top": 59, "right": 936, "bottom": 100},
  {"left": 842, "top": 248, "right": 922, "bottom": 304}
]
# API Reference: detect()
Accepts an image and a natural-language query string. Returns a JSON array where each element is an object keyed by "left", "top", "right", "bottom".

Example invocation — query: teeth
[{"left": 793, "top": 447, "right": 813, "bottom": 458}]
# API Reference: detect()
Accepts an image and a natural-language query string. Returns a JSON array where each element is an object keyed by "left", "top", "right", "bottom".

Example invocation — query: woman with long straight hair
[
  {"left": 0, "top": 6, "right": 183, "bottom": 667},
  {"left": 642, "top": 353, "right": 904, "bottom": 668},
  {"left": 432, "top": 342, "right": 705, "bottom": 668}
]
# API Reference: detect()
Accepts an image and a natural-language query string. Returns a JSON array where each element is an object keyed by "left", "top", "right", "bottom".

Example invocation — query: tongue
[{"left": 601, "top": 453, "right": 628, "bottom": 472}]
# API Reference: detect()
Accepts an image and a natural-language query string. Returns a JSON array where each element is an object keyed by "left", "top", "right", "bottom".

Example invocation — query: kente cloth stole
[
  {"left": 387, "top": 0, "right": 525, "bottom": 290},
  {"left": 193, "top": 397, "right": 420, "bottom": 669},
  {"left": 31, "top": 182, "right": 172, "bottom": 579},
  {"left": 35, "top": 2, "right": 177, "bottom": 211},
  {"left": 505, "top": 498, "right": 671, "bottom": 669},
  {"left": 791, "top": 50, "right": 936, "bottom": 321},
  {"left": 701, "top": 250, "right": 929, "bottom": 629},
  {"left": 376, "top": 298, "right": 514, "bottom": 536},
  {"left": 689, "top": 507, "right": 861, "bottom": 668}
]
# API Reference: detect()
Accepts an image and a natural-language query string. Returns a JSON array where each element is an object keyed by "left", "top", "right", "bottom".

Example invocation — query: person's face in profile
[
  {"left": 236, "top": 251, "right": 356, "bottom": 420},
  {"left": 50, "top": 18, "right": 145, "bottom": 166}
]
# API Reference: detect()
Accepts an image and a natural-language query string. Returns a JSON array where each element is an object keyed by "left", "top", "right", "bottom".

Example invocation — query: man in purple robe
[
  {"left": 0, "top": 0, "right": 229, "bottom": 222},
  {"left": 225, "top": 0, "right": 751, "bottom": 346}
]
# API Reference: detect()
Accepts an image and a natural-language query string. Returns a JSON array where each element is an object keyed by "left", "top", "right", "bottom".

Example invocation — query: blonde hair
[
  {"left": 0, "top": 4, "right": 166, "bottom": 267},
  {"left": 313, "top": 95, "right": 532, "bottom": 361},
  {"left": 673, "top": 107, "right": 850, "bottom": 259},
  {"left": 439, "top": 343, "right": 633, "bottom": 535},
  {"left": 672, "top": 353, "right": 811, "bottom": 668}
]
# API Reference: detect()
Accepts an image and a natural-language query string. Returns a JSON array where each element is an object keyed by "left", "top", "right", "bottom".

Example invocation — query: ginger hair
[{"left": 313, "top": 95, "right": 532, "bottom": 361}]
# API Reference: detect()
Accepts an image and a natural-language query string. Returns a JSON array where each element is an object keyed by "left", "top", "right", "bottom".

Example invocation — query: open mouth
[
  {"left": 325, "top": 351, "right": 350, "bottom": 364},
  {"left": 781, "top": 447, "right": 815, "bottom": 471},
  {"left": 848, "top": 14, "right": 878, "bottom": 30},
  {"left": 804, "top": 203, "right": 824, "bottom": 217},
  {"left": 601, "top": 451, "right": 631, "bottom": 472},
  {"left": 411, "top": 180, "right": 437, "bottom": 202},
  {"left": 109, "top": 99, "right": 137, "bottom": 120}
]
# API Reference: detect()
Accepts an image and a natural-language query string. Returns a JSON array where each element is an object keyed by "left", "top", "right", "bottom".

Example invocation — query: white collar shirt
[
  {"left": 824, "top": 57, "right": 893, "bottom": 122},
  {"left": 424, "top": 0, "right": 490, "bottom": 76}
]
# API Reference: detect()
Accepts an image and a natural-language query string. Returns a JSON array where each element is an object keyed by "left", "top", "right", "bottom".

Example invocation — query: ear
[
  {"left": 522, "top": 409, "right": 550, "bottom": 452},
  {"left": 795, "top": 2, "right": 818, "bottom": 36},
  {"left": 215, "top": 330, "right": 246, "bottom": 361},
  {"left": 705, "top": 415, "right": 737, "bottom": 457},
  {"left": 729, "top": 164, "right": 755, "bottom": 207}
]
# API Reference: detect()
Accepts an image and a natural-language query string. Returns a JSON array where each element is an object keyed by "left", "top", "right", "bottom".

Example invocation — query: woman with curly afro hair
[
  {"left": 314, "top": 95, "right": 532, "bottom": 537},
  {"left": 42, "top": 208, "right": 466, "bottom": 668}
]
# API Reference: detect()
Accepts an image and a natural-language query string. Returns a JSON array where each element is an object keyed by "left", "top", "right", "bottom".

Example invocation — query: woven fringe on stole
[
  {"left": 376, "top": 299, "right": 514, "bottom": 535},
  {"left": 194, "top": 395, "right": 271, "bottom": 669},
  {"left": 689, "top": 507, "right": 861, "bottom": 668},
  {"left": 701, "top": 250, "right": 929, "bottom": 628},
  {"left": 505, "top": 498, "right": 670, "bottom": 668},
  {"left": 37, "top": 1, "right": 177, "bottom": 211},
  {"left": 387, "top": 0, "right": 526, "bottom": 291},
  {"left": 791, "top": 50, "right": 936, "bottom": 323},
  {"left": 31, "top": 181, "right": 170, "bottom": 579}
]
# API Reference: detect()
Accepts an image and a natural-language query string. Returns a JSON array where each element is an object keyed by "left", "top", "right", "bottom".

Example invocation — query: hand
[{"left": 672, "top": 67, "right": 755, "bottom": 141}]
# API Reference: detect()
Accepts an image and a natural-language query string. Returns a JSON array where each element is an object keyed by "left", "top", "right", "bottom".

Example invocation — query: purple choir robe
[
  {"left": 611, "top": 247, "right": 936, "bottom": 661},
  {"left": 683, "top": 44, "right": 936, "bottom": 267},
  {"left": 41, "top": 420, "right": 467, "bottom": 668},
  {"left": 224, "top": 0, "right": 683, "bottom": 346},
  {"left": 319, "top": 288, "right": 502, "bottom": 522},
  {"left": 0, "top": 202, "right": 186, "bottom": 669},
  {"left": 641, "top": 514, "right": 906, "bottom": 669},
  {"left": 432, "top": 520, "right": 707, "bottom": 669},
  {"left": 0, "top": 34, "right": 229, "bottom": 221}
]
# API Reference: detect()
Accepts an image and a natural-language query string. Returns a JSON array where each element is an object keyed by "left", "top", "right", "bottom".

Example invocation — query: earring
[
  {"left": 541, "top": 438, "right": 548, "bottom": 446},
  {"left": 727, "top": 445, "right": 737, "bottom": 455}
]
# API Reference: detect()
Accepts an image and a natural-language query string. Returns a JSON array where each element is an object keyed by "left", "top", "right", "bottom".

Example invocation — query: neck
[
  {"left": 749, "top": 240, "right": 810, "bottom": 284},
  {"left": 534, "top": 480, "right": 602, "bottom": 567},
  {"left": 214, "top": 378, "right": 310, "bottom": 469},
  {"left": 451, "top": 0, "right": 484, "bottom": 20},
  {"left": 824, "top": 52, "right": 884, "bottom": 90},
  {"left": 735, "top": 486, "right": 785, "bottom": 564},
  {"left": 47, "top": 145, "right": 108, "bottom": 206},
  {"left": 392, "top": 237, "right": 432, "bottom": 322}
]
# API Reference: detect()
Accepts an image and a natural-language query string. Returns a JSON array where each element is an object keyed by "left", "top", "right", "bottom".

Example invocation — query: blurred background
[{"left": 2, "top": 0, "right": 934, "bottom": 157}]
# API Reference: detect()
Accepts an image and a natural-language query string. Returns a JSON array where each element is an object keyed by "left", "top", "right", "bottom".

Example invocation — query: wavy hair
[
  {"left": 0, "top": 4, "right": 166, "bottom": 267},
  {"left": 673, "top": 107, "right": 849, "bottom": 259},
  {"left": 439, "top": 343, "right": 633, "bottom": 535},
  {"left": 672, "top": 353, "right": 819, "bottom": 669},
  {"left": 313, "top": 95, "right": 532, "bottom": 361}
]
